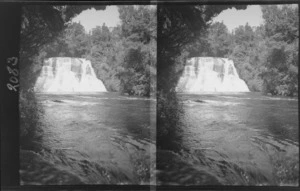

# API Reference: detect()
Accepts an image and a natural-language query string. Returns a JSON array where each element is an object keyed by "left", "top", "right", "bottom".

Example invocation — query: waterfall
[
  {"left": 34, "top": 57, "right": 107, "bottom": 92},
  {"left": 176, "top": 57, "right": 249, "bottom": 93}
]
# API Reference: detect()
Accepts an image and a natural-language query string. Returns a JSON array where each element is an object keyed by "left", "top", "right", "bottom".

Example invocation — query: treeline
[
  {"left": 186, "top": 5, "right": 298, "bottom": 96},
  {"left": 31, "top": 5, "right": 156, "bottom": 97}
]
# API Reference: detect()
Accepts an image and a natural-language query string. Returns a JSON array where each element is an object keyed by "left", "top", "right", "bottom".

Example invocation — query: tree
[
  {"left": 64, "top": 22, "right": 89, "bottom": 57},
  {"left": 227, "top": 23, "right": 265, "bottom": 91},
  {"left": 260, "top": 5, "right": 298, "bottom": 96},
  {"left": 88, "top": 24, "right": 124, "bottom": 92},
  {"left": 207, "top": 22, "right": 231, "bottom": 57},
  {"left": 118, "top": 5, "right": 157, "bottom": 96},
  {"left": 194, "top": 5, "right": 299, "bottom": 96},
  {"left": 39, "top": 22, "right": 89, "bottom": 58}
]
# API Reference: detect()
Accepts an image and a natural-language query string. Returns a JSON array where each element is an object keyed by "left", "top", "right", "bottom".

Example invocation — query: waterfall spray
[
  {"left": 176, "top": 57, "right": 249, "bottom": 93},
  {"left": 34, "top": 57, "right": 107, "bottom": 93}
]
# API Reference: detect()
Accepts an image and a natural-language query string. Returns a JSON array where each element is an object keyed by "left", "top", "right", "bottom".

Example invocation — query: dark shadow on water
[
  {"left": 156, "top": 92, "right": 220, "bottom": 185},
  {"left": 20, "top": 90, "right": 46, "bottom": 153},
  {"left": 157, "top": 92, "right": 186, "bottom": 152}
]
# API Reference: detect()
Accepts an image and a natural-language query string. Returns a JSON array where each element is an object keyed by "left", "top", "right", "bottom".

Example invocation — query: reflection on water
[
  {"left": 157, "top": 92, "right": 299, "bottom": 186},
  {"left": 20, "top": 92, "right": 156, "bottom": 185}
]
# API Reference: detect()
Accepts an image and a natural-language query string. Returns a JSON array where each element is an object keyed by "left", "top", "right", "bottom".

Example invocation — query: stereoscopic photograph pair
[{"left": 1, "top": 1, "right": 299, "bottom": 189}]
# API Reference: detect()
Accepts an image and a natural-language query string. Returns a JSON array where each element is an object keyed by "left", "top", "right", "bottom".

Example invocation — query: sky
[
  {"left": 72, "top": 6, "right": 120, "bottom": 33},
  {"left": 213, "top": 5, "right": 264, "bottom": 32},
  {"left": 73, "top": 5, "right": 297, "bottom": 34},
  {"left": 75, "top": 5, "right": 264, "bottom": 34}
]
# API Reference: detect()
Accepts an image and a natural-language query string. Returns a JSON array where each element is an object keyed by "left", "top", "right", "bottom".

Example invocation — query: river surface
[
  {"left": 20, "top": 92, "right": 156, "bottom": 185},
  {"left": 157, "top": 92, "right": 299, "bottom": 186}
]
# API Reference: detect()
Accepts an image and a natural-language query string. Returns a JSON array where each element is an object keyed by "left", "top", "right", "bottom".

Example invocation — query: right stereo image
[{"left": 156, "top": 3, "right": 299, "bottom": 186}]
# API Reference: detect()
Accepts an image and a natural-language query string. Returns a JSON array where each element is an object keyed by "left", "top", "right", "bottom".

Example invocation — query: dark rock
[
  {"left": 52, "top": 100, "right": 63, "bottom": 103},
  {"left": 194, "top": 99, "right": 205, "bottom": 103}
]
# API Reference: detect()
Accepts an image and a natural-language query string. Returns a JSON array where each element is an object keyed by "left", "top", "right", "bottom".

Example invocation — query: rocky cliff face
[
  {"left": 176, "top": 57, "right": 249, "bottom": 93},
  {"left": 34, "top": 57, "right": 107, "bottom": 92}
]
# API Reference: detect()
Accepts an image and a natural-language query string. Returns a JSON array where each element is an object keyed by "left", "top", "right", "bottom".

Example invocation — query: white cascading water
[
  {"left": 34, "top": 57, "right": 107, "bottom": 92},
  {"left": 176, "top": 57, "right": 249, "bottom": 93}
]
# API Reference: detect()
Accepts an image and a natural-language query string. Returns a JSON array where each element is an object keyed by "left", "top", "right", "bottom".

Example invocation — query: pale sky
[
  {"left": 73, "top": 5, "right": 296, "bottom": 34},
  {"left": 72, "top": 6, "right": 120, "bottom": 33},
  {"left": 213, "top": 5, "right": 263, "bottom": 32}
]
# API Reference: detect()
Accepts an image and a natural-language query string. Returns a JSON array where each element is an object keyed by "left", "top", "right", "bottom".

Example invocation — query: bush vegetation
[
  {"left": 31, "top": 5, "right": 157, "bottom": 97},
  {"left": 186, "top": 5, "right": 298, "bottom": 96}
]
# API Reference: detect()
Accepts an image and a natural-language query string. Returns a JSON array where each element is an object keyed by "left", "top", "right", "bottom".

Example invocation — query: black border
[
  {"left": 0, "top": 0, "right": 299, "bottom": 190},
  {"left": 0, "top": 3, "right": 21, "bottom": 187},
  {"left": 1, "top": 0, "right": 300, "bottom": 5}
]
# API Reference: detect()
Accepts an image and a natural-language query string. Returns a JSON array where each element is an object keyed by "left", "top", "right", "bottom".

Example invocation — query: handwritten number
[
  {"left": 7, "top": 66, "right": 19, "bottom": 76},
  {"left": 7, "top": 57, "right": 18, "bottom": 66},
  {"left": 6, "top": 57, "right": 19, "bottom": 92},
  {"left": 7, "top": 83, "right": 19, "bottom": 91},
  {"left": 9, "top": 76, "right": 18, "bottom": 84}
]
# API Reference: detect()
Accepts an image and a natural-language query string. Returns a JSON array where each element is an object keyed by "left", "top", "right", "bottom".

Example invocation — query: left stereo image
[{"left": 18, "top": 5, "right": 157, "bottom": 185}]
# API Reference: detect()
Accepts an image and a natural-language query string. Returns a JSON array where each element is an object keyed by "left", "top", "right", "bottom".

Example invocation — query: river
[
  {"left": 157, "top": 92, "right": 299, "bottom": 186},
  {"left": 20, "top": 92, "right": 156, "bottom": 185}
]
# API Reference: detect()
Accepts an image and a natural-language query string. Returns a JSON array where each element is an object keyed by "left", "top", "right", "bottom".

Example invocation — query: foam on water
[
  {"left": 177, "top": 57, "right": 249, "bottom": 93},
  {"left": 34, "top": 57, "right": 107, "bottom": 93}
]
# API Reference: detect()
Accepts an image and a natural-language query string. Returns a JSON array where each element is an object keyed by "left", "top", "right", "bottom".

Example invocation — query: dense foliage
[
  {"left": 260, "top": 5, "right": 298, "bottom": 96},
  {"left": 186, "top": 5, "right": 298, "bottom": 96},
  {"left": 157, "top": 5, "right": 247, "bottom": 95},
  {"left": 118, "top": 6, "right": 157, "bottom": 96},
  {"left": 32, "top": 5, "right": 157, "bottom": 97},
  {"left": 20, "top": 5, "right": 105, "bottom": 91}
]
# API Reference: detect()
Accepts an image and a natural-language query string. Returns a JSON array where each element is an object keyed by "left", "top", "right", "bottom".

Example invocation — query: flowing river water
[
  {"left": 157, "top": 92, "right": 299, "bottom": 186},
  {"left": 20, "top": 92, "right": 299, "bottom": 186},
  {"left": 20, "top": 92, "right": 156, "bottom": 185}
]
